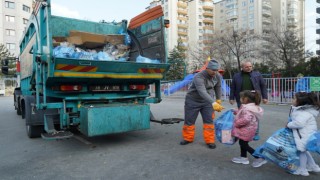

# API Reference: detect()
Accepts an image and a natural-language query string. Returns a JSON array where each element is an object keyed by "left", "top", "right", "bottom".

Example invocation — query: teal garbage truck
[{"left": 11, "top": 1, "right": 180, "bottom": 140}]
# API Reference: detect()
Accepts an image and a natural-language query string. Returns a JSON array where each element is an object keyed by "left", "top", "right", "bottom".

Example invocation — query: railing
[{"left": 153, "top": 77, "right": 318, "bottom": 105}]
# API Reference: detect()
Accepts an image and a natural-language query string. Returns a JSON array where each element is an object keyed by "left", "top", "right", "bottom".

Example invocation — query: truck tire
[
  {"left": 24, "top": 96, "right": 43, "bottom": 138},
  {"left": 14, "top": 89, "right": 22, "bottom": 115},
  {"left": 26, "top": 125, "right": 43, "bottom": 138}
]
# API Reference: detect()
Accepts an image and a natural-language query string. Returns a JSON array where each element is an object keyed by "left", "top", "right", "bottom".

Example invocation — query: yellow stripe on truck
[{"left": 54, "top": 72, "right": 163, "bottom": 79}]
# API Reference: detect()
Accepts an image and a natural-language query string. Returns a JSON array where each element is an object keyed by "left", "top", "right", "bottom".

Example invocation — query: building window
[
  {"left": 5, "top": 1, "right": 15, "bottom": 9},
  {"left": 242, "top": 1, "right": 247, "bottom": 6},
  {"left": 199, "top": 22, "right": 202, "bottom": 26},
  {"left": 6, "top": 43, "right": 16, "bottom": 50},
  {"left": 23, "top": 5, "right": 30, "bottom": 13},
  {"left": 249, "top": 6, "right": 254, "bottom": 11},
  {"left": 5, "top": 15, "right": 15, "bottom": 22},
  {"left": 6, "top": 29, "right": 15, "bottom": 36},
  {"left": 249, "top": 22, "right": 254, "bottom": 29},
  {"left": 250, "top": 0, "right": 254, "bottom": 3},
  {"left": 23, "top": 18, "right": 28, "bottom": 24}
]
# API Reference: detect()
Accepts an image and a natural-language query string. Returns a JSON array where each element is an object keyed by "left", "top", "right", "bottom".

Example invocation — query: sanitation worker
[{"left": 180, "top": 59, "right": 224, "bottom": 149}]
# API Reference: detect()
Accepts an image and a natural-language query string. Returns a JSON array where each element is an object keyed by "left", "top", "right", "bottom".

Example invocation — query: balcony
[
  {"left": 203, "top": 12, "right": 213, "bottom": 17},
  {"left": 262, "top": 2, "right": 271, "bottom": 9},
  {"left": 262, "top": 10, "right": 271, "bottom": 17},
  {"left": 317, "top": 7, "right": 320, "bottom": 14},
  {"left": 177, "top": 1, "right": 187, "bottom": 9},
  {"left": 262, "top": 18, "right": 272, "bottom": 25},
  {"left": 178, "top": 31, "right": 188, "bottom": 36},
  {"left": 317, "top": 18, "right": 320, "bottom": 24},
  {"left": 287, "top": 21, "right": 298, "bottom": 28},
  {"left": 178, "top": 16, "right": 188, "bottom": 21},
  {"left": 316, "top": 29, "right": 320, "bottom": 34},
  {"left": 318, "top": 0, "right": 320, "bottom": 3},
  {"left": 227, "top": 15, "right": 238, "bottom": 20},
  {"left": 177, "top": 23, "right": 188, "bottom": 29},
  {"left": 203, "top": 18, "right": 214, "bottom": 24},
  {"left": 203, "top": 5, "right": 213, "bottom": 10},
  {"left": 316, "top": 39, "right": 320, "bottom": 45},
  {"left": 203, "top": 25, "right": 214, "bottom": 30},
  {"left": 178, "top": 9, "right": 188, "bottom": 15},
  {"left": 317, "top": 50, "right": 320, "bottom": 56},
  {"left": 287, "top": 14, "right": 298, "bottom": 20}
]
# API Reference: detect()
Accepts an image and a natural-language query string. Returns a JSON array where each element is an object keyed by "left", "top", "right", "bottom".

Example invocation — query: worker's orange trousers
[{"left": 182, "top": 123, "right": 215, "bottom": 144}]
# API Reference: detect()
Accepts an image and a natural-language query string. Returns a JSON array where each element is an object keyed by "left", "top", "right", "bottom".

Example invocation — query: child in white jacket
[{"left": 287, "top": 92, "right": 320, "bottom": 176}]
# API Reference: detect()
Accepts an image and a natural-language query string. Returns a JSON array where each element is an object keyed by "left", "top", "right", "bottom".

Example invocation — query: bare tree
[
  {"left": 187, "top": 43, "right": 206, "bottom": 71},
  {"left": 260, "top": 23, "right": 304, "bottom": 76},
  {"left": 205, "top": 27, "right": 259, "bottom": 73}
]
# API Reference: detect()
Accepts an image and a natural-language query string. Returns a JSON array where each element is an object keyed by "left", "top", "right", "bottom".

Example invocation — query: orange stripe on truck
[
  {"left": 56, "top": 64, "right": 97, "bottom": 72},
  {"left": 128, "top": 5, "right": 164, "bottom": 30},
  {"left": 138, "top": 68, "right": 165, "bottom": 74}
]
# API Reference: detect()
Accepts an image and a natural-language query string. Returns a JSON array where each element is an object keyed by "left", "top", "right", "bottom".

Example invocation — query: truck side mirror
[{"left": 164, "top": 19, "right": 170, "bottom": 28}]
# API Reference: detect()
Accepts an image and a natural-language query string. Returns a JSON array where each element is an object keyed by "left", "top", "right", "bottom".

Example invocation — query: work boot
[
  {"left": 180, "top": 140, "right": 192, "bottom": 145},
  {"left": 207, "top": 143, "right": 216, "bottom": 149}
]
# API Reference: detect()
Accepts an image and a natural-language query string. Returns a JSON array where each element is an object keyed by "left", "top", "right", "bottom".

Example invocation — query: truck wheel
[
  {"left": 14, "top": 89, "right": 22, "bottom": 115},
  {"left": 17, "top": 100, "right": 22, "bottom": 115},
  {"left": 25, "top": 96, "right": 43, "bottom": 138},
  {"left": 26, "top": 125, "right": 43, "bottom": 138}
]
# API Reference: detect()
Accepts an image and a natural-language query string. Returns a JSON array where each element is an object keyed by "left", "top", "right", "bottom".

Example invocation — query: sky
[
  {"left": 51, "top": 0, "right": 152, "bottom": 22},
  {"left": 51, "top": 0, "right": 318, "bottom": 53}
]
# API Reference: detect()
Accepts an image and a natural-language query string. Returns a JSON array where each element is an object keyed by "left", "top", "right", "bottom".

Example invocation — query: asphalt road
[{"left": 0, "top": 96, "right": 319, "bottom": 180}]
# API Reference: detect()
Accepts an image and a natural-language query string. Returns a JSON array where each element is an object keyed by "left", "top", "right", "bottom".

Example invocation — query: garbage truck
[{"left": 11, "top": 0, "right": 181, "bottom": 140}]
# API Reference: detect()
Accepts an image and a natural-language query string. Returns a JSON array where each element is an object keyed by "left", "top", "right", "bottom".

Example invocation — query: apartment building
[
  {"left": 147, "top": 0, "right": 215, "bottom": 54},
  {"left": 317, "top": 0, "right": 320, "bottom": 55},
  {"left": 214, "top": 0, "right": 305, "bottom": 42},
  {"left": 0, "top": 0, "right": 33, "bottom": 56}
]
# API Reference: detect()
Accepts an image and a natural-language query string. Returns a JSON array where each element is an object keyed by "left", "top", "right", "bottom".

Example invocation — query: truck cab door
[{"left": 128, "top": 5, "right": 168, "bottom": 63}]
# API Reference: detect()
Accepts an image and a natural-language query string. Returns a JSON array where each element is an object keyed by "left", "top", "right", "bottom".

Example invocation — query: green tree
[
  {"left": 304, "top": 57, "right": 320, "bottom": 76},
  {"left": 166, "top": 40, "right": 186, "bottom": 80}
]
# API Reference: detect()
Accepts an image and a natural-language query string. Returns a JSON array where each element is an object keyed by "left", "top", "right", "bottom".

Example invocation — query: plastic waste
[
  {"left": 214, "top": 109, "right": 237, "bottom": 145},
  {"left": 253, "top": 128, "right": 300, "bottom": 173},
  {"left": 306, "top": 131, "right": 320, "bottom": 154},
  {"left": 136, "top": 55, "right": 160, "bottom": 64}
]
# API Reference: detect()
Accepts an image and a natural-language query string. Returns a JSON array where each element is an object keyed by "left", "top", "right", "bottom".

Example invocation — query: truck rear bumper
[{"left": 79, "top": 103, "right": 150, "bottom": 137}]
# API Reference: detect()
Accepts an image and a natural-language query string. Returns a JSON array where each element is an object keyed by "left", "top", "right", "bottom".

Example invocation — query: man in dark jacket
[
  {"left": 229, "top": 61, "right": 268, "bottom": 108},
  {"left": 180, "top": 59, "right": 224, "bottom": 149},
  {"left": 229, "top": 61, "right": 267, "bottom": 141}
]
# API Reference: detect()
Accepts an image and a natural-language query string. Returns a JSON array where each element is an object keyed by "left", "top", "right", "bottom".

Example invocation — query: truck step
[
  {"left": 151, "top": 118, "right": 184, "bottom": 125},
  {"left": 41, "top": 131, "right": 73, "bottom": 140}
]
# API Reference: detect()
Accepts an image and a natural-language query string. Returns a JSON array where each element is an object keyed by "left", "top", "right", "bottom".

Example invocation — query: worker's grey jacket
[{"left": 186, "top": 70, "right": 222, "bottom": 104}]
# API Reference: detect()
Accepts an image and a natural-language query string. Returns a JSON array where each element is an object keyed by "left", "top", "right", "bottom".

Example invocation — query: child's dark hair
[
  {"left": 294, "top": 92, "right": 320, "bottom": 109},
  {"left": 240, "top": 90, "right": 261, "bottom": 105}
]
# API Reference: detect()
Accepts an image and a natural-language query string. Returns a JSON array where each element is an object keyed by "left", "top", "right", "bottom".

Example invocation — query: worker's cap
[{"left": 207, "top": 59, "right": 220, "bottom": 71}]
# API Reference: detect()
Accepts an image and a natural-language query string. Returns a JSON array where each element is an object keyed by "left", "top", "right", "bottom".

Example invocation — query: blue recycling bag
[
  {"left": 214, "top": 109, "right": 236, "bottom": 145},
  {"left": 306, "top": 131, "right": 320, "bottom": 154},
  {"left": 253, "top": 128, "right": 300, "bottom": 173}
]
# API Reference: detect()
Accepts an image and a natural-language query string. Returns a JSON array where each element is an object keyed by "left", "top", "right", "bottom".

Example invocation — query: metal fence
[{"left": 155, "top": 77, "right": 317, "bottom": 105}]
